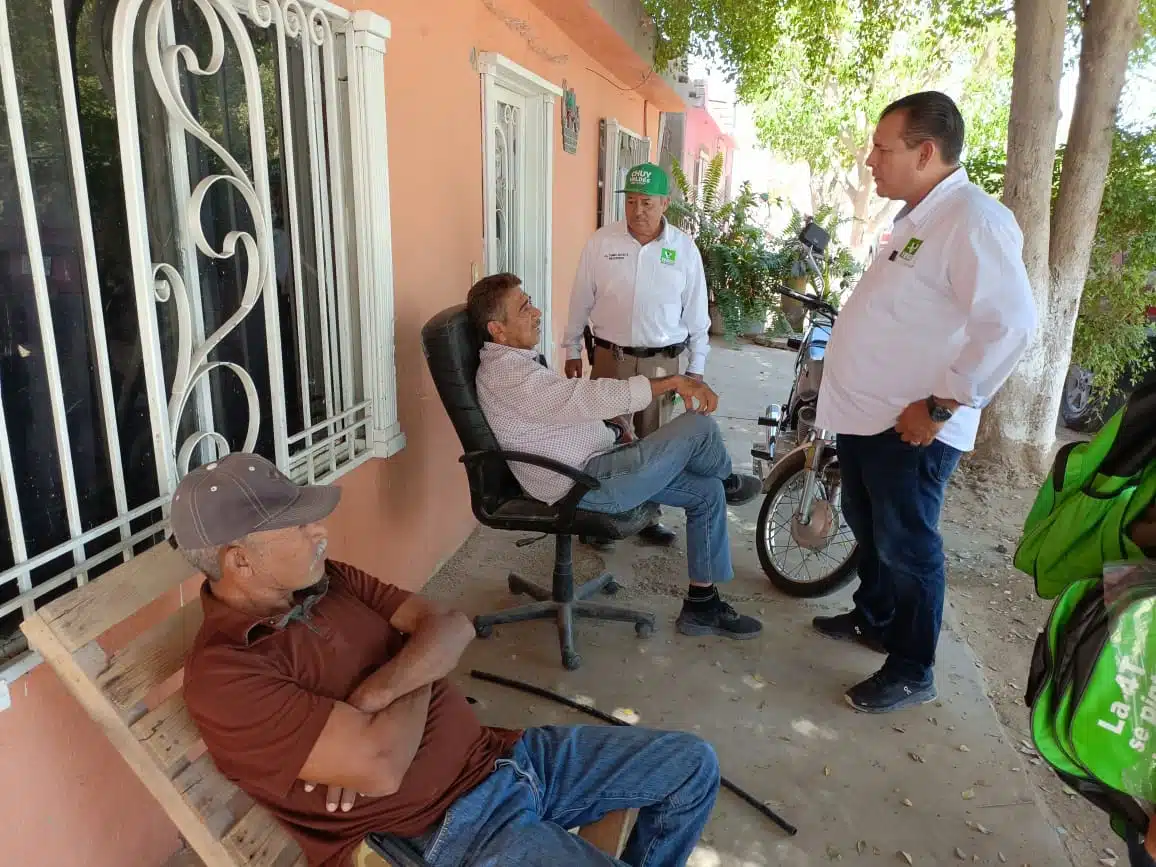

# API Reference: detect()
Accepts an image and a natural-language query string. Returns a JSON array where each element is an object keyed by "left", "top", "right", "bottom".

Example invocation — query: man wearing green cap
[{"left": 563, "top": 162, "right": 712, "bottom": 548}]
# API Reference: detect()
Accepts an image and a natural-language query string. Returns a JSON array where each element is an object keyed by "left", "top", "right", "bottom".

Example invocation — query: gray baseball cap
[{"left": 169, "top": 453, "right": 340, "bottom": 549}]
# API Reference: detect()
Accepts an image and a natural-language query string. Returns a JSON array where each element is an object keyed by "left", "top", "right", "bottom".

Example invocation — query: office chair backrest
[{"left": 421, "top": 305, "right": 522, "bottom": 508}]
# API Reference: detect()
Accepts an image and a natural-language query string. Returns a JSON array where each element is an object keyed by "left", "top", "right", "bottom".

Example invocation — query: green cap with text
[{"left": 619, "top": 162, "right": 670, "bottom": 196}]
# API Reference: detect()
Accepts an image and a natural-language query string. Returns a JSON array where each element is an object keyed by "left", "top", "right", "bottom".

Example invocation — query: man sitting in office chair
[
  {"left": 470, "top": 272, "right": 764, "bottom": 640},
  {"left": 176, "top": 454, "right": 722, "bottom": 867}
]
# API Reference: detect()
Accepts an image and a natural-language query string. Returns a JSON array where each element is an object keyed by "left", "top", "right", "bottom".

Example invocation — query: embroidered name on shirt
[
  {"left": 660, "top": 248, "right": 677, "bottom": 264},
  {"left": 605, "top": 252, "right": 629, "bottom": 261},
  {"left": 899, "top": 238, "right": 924, "bottom": 261}
]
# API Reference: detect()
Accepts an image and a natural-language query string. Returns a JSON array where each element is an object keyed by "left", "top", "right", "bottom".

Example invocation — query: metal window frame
[
  {"left": 0, "top": 1, "right": 401, "bottom": 680},
  {"left": 598, "top": 118, "right": 651, "bottom": 228}
]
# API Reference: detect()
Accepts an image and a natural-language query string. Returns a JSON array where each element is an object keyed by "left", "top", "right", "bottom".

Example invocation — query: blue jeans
[
  {"left": 578, "top": 413, "right": 734, "bottom": 584},
  {"left": 837, "top": 430, "right": 962, "bottom": 684},
  {"left": 1129, "top": 828, "right": 1156, "bottom": 866},
  {"left": 420, "top": 725, "right": 720, "bottom": 867}
]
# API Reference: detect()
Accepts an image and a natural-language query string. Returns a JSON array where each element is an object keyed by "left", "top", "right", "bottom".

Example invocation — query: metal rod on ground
[{"left": 469, "top": 669, "right": 798, "bottom": 837}]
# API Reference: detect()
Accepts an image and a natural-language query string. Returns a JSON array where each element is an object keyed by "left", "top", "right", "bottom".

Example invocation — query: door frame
[{"left": 478, "top": 52, "right": 561, "bottom": 362}]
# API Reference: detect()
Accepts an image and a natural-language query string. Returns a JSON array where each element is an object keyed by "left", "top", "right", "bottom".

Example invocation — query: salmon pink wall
[
  {"left": 684, "top": 105, "right": 735, "bottom": 192},
  {"left": 0, "top": 2, "right": 666, "bottom": 866}
]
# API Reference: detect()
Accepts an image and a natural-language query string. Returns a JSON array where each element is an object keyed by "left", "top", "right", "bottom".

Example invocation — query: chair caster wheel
[
  {"left": 475, "top": 622, "right": 494, "bottom": 639},
  {"left": 562, "top": 651, "right": 582, "bottom": 671},
  {"left": 603, "top": 580, "right": 620, "bottom": 596},
  {"left": 635, "top": 621, "right": 654, "bottom": 639}
]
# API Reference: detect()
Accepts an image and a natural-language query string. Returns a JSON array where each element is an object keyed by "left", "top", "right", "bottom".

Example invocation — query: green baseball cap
[{"left": 619, "top": 162, "right": 670, "bottom": 196}]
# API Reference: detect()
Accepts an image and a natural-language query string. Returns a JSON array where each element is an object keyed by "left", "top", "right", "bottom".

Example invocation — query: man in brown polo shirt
[{"left": 176, "top": 453, "right": 720, "bottom": 867}]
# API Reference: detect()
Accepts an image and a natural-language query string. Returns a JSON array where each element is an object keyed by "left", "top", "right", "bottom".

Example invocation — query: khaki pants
[{"left": 591, "top": 345, "right": 686, "bottom": 439}]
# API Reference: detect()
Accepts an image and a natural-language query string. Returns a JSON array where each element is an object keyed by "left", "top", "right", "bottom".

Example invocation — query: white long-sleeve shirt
[
  {"left": 563, "top": 220, "right": 711, "bottom": 374},
  {"left": 476, "top": 343, "right": 653, "bottom": 504},
  {"left": 815, "top": 168, "right": 1038, "bottom": 452}
]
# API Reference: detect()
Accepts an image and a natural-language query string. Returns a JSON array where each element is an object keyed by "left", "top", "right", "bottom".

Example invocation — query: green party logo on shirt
[
  {"left": 659, "top": 247, "right": 677, "bottom": 265},
  {"left": 899, "top": 238, "right": 924, "bottom": 261}
]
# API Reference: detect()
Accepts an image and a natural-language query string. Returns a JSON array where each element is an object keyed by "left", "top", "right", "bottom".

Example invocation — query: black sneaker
[
  {"left": 677, "top": 597, "right": 763, "bottom": 640},
  {"left": 845, "top": 671, "right": 937, "bottom": 714},
  {"left": 579, "top": 535, "right": 616, "bottom": 552},
  {"left": 812, "top": 612, "right": 887, "bottom": 654},
  {"left": 637, "top": 523, "right": 677, "bottom": 546},
  {"left": 723, "top": 473, "right": 761, "bottom": 505}
]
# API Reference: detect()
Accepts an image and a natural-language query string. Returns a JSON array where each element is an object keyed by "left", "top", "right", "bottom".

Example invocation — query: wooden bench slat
[
  {"left": 224, "top": 806, "right": 301, "bottom": 867},
  {"left": 174, "top": 753, "right": 243, "bottom": 839},
  {"left": 36, "top": 544, "right": 197, "bottom": 651},
  {"left": 132, "top": 692, "right": 202, "bottom": 773},
  {"left": 21, "top": 614, "right": 238, "bottom": 867},
  {"left": 99, "top": 598, "right": 204, "bottom": 711}
]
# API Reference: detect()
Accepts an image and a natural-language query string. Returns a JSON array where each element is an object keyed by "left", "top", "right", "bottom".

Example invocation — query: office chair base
[{"left": 475, "top": 571, "right": 656, "bottom": 670}]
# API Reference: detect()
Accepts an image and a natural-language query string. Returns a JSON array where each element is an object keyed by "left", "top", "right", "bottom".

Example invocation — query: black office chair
[{"left": 421, "top": 305, "right": 657, "bottom": 670}]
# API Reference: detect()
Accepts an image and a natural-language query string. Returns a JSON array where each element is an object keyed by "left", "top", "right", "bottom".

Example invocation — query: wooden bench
[{"left": 22, "top": 543, "right": 629, "bottom": 866}]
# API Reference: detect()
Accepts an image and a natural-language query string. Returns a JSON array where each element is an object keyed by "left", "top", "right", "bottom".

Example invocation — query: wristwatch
[{"left": 926, "top": 396, "right": 954, "bottom": 423}]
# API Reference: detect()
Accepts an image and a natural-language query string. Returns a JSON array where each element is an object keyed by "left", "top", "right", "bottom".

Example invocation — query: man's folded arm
[
  {"left": 186, "top": 650, "right": 431, "bottom": 801},
  {"left": 346, "top": 593, "right": 476, "bottom": 712},
  {"left": 297, "top": 685, "right": 433, "bottom": 797}
]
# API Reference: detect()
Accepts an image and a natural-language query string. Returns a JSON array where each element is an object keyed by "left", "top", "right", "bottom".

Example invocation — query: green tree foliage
[
  {"left": 964, "top": 127, "right": 1156, "bottom": 396},
  {"left": 748, "top": 11, "right": 1013, "bottom": 247},
  {"left": 641, "top": 0, "right": 1007, "bottom": 98},
  {"left": 1073, "top": 127, "right": 1156, "bottom": 395}
]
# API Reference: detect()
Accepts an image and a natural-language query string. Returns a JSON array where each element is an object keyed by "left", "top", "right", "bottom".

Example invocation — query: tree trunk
[
  {"left": 969, "top": 0, "right": 1067, "bottom": 478},
  {"left": 974, "top": 0, "right": 1140, "bottom": 479},
  {"left": 848, "top": 143, "right": 874, "bottom": 257}
]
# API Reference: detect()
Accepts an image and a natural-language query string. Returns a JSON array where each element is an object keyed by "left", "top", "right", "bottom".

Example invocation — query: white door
[{"left": 480, "top": 54, "right": 560, "bottom": 361}]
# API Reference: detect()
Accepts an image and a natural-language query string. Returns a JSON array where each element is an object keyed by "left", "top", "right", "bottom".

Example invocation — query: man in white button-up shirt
[
  {"left": 813, "top": 92, "right": 1037, "bottom": 713},
  {"left": 471, "top": 272, "right": 764, "bottom": 640},
  {"left": 563, "top": 163, "right": 712, "bottom": 547}
]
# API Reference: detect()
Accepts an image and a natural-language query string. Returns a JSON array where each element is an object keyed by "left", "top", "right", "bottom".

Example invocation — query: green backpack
[
  {"left": 1015, "top": 380, "right": 1156, "bottom": 599},
  {"left": 1025, "top": 569, "right": 1156, "bottom": 842}
]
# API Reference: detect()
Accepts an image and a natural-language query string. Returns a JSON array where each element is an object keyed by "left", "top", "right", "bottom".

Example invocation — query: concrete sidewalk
[{"left": 425, "top": 338, "right": 1070, "bottom": 866}]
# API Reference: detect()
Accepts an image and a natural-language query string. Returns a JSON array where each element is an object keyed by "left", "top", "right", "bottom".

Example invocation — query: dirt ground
[{"left": 943, "top": 458, "right": 1127, "bottom": 867}]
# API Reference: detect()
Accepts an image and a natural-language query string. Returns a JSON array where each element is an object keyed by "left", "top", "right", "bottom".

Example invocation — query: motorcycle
[{"left": 750, "top": 223, "right": 860, "bottom": 597}]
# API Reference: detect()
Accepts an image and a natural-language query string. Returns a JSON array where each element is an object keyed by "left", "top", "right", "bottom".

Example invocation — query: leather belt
[{"left": 592, "top": 335, "right": 687, "bottom": 360}]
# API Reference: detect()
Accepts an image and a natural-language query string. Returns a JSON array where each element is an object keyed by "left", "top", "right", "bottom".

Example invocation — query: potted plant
[{"left": 666, "top": 155, "right": 785, "bottom": 338}]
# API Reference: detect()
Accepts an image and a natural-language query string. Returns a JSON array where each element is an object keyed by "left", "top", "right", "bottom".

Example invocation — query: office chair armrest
[{"left": 460, "top": 450, "right": 602, "bottom": 493}]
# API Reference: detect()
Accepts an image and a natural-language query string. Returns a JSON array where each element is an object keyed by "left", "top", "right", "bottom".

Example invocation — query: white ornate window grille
[
  {"left": 598, "top": 118, "right": 650, "bottom": 227},
  {"left": 0, "top": 0, "right": 399, "bottom": 656}
]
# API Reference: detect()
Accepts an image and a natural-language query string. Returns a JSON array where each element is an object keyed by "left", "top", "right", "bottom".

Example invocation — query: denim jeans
[
  {"left": 578, "top": 412, "right": 735, "bottom": 584},
  {"left": 419, "top": 725, "right": 720, "bottom": 867},
  {"left": 836, "top": 429, "right": 963, "bottom": 684},
  {"left": 1129, "top": 828, "right": 1156, "bottom": 867}
]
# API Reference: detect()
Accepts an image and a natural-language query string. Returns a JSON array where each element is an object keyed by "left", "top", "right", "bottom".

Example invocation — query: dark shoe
[
  {"left": 812, "top": 611, "right": 887, "bottom": 654},
  {"left": 677, "top": 596, "right": 763, "bottom": 640},
  {"left": 845, "top": 670, "right": 937, "bottom": 714},
  {"left": 579, "top": 535, "right": 616, "bottom": 552},
  {"left": 723, "top": 473, "right": 761, "bottom": 505},
  {"left": 637, "top": 523, "right": 677, "bottom": 546}
]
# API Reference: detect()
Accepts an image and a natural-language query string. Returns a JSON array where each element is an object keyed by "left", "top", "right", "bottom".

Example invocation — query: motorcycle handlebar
[{"left": 775, "top": 286, "right": 838, "bottom": 318}]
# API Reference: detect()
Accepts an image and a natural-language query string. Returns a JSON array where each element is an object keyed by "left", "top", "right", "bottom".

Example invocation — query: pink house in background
[{"left": 658, "top": 77, "right": 737, "bottom": 200}]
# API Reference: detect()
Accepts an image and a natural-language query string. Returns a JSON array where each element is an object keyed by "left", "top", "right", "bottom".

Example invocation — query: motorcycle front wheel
[{"left": 756, "top": 448, "right": 860, "bottom": 598}]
